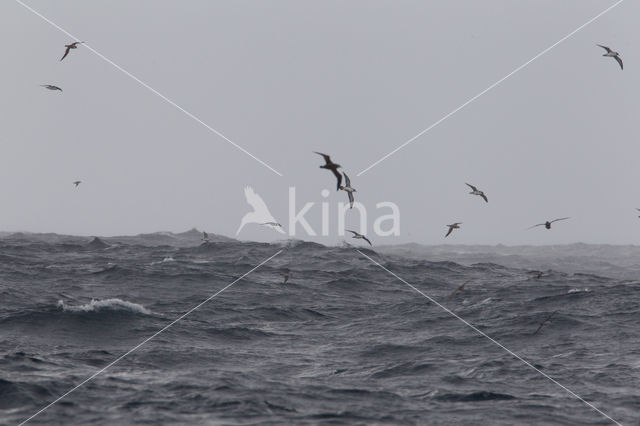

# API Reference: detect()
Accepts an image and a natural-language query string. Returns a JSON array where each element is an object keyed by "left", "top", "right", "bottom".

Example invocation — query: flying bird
[
  {"left": 60, "top": 41, "right": 84, "bottom": 61},
  {"left": 236, "top": 186, "right": 284, "bottom": 235},
  {"left": 339, "top": 172, "right": 356, "bottom": 208},
  {"left": 597, "top": 44, "right": 623, "bottom": 70},
  {"left": 314, "top": 152, "right": 342, "bottom": 190},
  {"left": 346, "top": 230, "right": 372, "bottom": 246},
  {"left": 201, "top": 231, "right": 210, "bottom": 243},
  {"left": 262, "top": 222, "right": 282, "bottom": 228},
  {"left": 445, "top": 222, "right": 462, "bottom": 237},
  {"left": 533, "top": 311, "right": 558, "bottom": 335},
  {"left": 41, "top": 84, "right": 62, "bottom": 92},
  {"left": 73, "top": 180, "right": 81, "bottom": 187},
  {"left": 466, "top": 183, "right": 488, "bottom": 203},
  {"left": 448, "top": 280, "right": 469, "bottom": 300},
  {"left": 528, "top": 217, "right": 570, "bottom": 230}
]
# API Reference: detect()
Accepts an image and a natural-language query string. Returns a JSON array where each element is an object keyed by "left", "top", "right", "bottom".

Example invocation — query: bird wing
[
  {"left": 60, "top": 46, "right": 71, "bottom": 61},
  {"left": 481, "top": 193, "right": 488, "bottom": 203},
  {"left": 527, "top": 223, "right": 545, "bottom": 230},
  {"left": 348, "top": 191, "right": 354, "bottom": 209},
  {"left": 550, "top": 217, "right": 570, "bottom": 224},
  {"left": 363, "top": 236, "right": 372, "bottom": 246},
  {"left": 346, "top": 230, "right": 359, "bottom": 236},
  {"left": 313, "top": 151, "right": 331, "bottom": 164},
  {"left": 465, "top": 183, "right": 477, "bottom": 191},
  {"left": 533, "top": 311, "right": 557, "bottom": 335},
  {"left": 597, "top": 44, "right": 612, "bottom": 53},
  {"left": 331, "top": 168, "right": 342, "bottom": 190},
  {"left": 343, "top": 172, "right": 351, "bottom": 187},
  {"left": 614, "top": 55, "right": 623, "bottom": 70},
  {"left": 445, "top": 227, "right": 454, "bottom": 237}
]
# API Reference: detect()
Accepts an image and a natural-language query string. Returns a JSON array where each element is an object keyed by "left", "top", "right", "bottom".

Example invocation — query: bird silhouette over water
[
  {"left": 314, "top": 152, "right": 342, "bottom": 190},
  {"left": 346, "top": 230, "right": 372, "bottom": 246},
  {"left": 41, "top": 84, "right": 62, "bottom": 92},
  {"left": 201, "top": 231, "right": 210, "bottom": 243},
  {"left": 528, "top": 217, "right": 570, "bottom": 230},
  {"left": 60, "top": 41, "right": 84, "bottom": 61},
  {"left": 597, "top": 44, "right": 623, "bottom": 70},
  {"left": 533, "top": 311, "right": 558, "bottom": 335}
]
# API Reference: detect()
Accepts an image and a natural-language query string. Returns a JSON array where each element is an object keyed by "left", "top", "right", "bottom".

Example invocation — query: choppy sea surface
[{"left": 1, "top": 230, "right": 639, "bottom": 425}]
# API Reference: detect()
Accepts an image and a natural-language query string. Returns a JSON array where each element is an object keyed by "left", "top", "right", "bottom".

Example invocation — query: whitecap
[{"left": 57, "top": 298, "right": 152, "bottom": 315}]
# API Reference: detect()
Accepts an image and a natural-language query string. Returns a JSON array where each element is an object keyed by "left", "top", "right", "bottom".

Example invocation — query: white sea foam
[
  {"left": 57, "top": 298, "right": 152, "bottom": 315},
  {"left": 151, "top": 257, "right": 175, "bottom": 265}
]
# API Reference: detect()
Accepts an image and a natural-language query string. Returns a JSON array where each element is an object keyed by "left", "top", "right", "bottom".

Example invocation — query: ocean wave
[
  {"left": 151, "top": 257, "right": 175, "bottom": 265},
  {"left": 57, "top": 298, "right": 152, "bottom": 315}
]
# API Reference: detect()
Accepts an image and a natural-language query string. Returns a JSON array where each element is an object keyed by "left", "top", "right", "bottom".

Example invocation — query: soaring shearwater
[
  {"left": 346, "top": 230, "right": 372, "bottom": 246},
  {"left": 201, "top": 231, "right": 210, "bottom": 243},
  {"left": 314, "top": 152, "right": 342, "bottom": 190},
  {"left": 73, "top": 180, "right": 81, "bottom": 187},
  {"left": 448, "top": 280, "right": 469, "bottom": 300},
  {"left": 60, "top": 41, "right": 84, "bottom": 61},
  {"left": 466, "top": 183, "right": 488, "bottom": 203},
  {"left": 339, "top": 172, "right": 356, "bottom": 208},
  {"left": 41, "top": 84, "right": 62, "bottom": 92},
  {"left": 262, "top": 222, "right": 282, "bottom": 228},
  {"left": 533, "top": 311, "right": 558, "bottom": 335},
  {"left": 528, "top": 217, "right": 570, "bottom": 230},
  {"left": 445, "top": 222, "right": 462, "bottom": 237},
  {"left": 597, "top": 44, "right": 623, "bottom": 70}
]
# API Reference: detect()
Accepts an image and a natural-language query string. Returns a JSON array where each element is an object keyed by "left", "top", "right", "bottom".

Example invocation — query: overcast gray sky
[{"left": 2, "top": 0, "right": 638, "bottom": 245}]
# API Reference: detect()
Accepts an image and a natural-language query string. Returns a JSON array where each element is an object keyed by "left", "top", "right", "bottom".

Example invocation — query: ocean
[{"left": 1, "top": 230, "right": 638, "bottom": 425}]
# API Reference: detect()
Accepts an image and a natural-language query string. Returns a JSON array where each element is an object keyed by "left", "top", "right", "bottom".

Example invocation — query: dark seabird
[
  {"left": 448, "top": 280, "right": 469, "bottom": 300},
  {"left": 445, "top": 222, "right": 462, "bottom": 237},
  {"left": 283, "top": 270, "right": 290, "bottom": 284},
  {"left": 339, "top": 172, "right": 356, "bottom": 208},
  {"left": 41, "top": 84, "right": 62, "bottom": 92},
  {"left": 201, "top": 231, "right": 210, "bottom": 243},
  {"left": 60, "top": 41, "right": 84, "bottom": 61},
  {"left": 466, "top": 183, "right": 488, "bottom": 203},
  {"left": 597, "top": 44, "right": 623, "bottom": 70},
  {"left": 533, "top": 311, "right": 558, "bottom": 335},
  {"left": 73, "top": 180, "right": 81, "bottom": 187},
  {"left": 528, "top": 270, "right": 543, "bottom": 279},
  {"left": 314, "top": 152, "right": 342, "bottom": 190},
  {"left": 346, "top": 230, "right": 372, "bottom": 246},
  {"left": 528, "top": 217, "right": 570, "bottom": 230}
]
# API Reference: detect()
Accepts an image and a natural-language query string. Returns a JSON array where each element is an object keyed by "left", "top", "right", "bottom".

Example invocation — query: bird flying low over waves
[
  {"left": 201, "top": 231, "right": 210, "bottom": 243},
  {"left": 346, "top": 230, "right": 372, "bottom": 246},
  {"left": 597, "top": 44, "right": 623, "bottom": 70},
  {"left": 528, "top": 217, "right": 570, "bottom": 230},
  {"left": 466, "top": 183, "right": 488, "bottom": 203},
  {"left": 339, "top": 172, "right": 356, "bottom": 208},
  {"left": 60, "top": 41, "right": 84, "bottom": 61},
  {"left": 262, "top": 222, "right": 282, "bottom": 228},
  {"left": 314, "top": 152, "right": 342, "bottom": 190},
  {"left": 41, "top": 84, "right": 62, "bottom": 92},
  {"left": 73, "top": 180, "right": 81, "bottom": 187},
  {"left": 445, "top": 222, "right": 462, "bottom": 237},
  {"left": 533, "top": 311, "right": 558, "bottom": 335}
]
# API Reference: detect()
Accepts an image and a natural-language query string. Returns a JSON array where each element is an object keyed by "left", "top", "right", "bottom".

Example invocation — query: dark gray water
[{"left": 1, "top": 231, "right": 639, "bottom": 425}]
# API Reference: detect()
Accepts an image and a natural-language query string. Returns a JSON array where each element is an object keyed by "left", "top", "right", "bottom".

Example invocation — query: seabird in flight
[
  {"left": 528, "top": 217, "right": 570, "bottom": 230},
  {"left": 314, "top": 152, "right": 342, "bottom": 190},
  {"left": 445, "top": 222, "right": 462, "bottom": 237},
  {"left": 448, "top": 280, "right": 469, "bottom": 300},
  {"left": 60, "top": 41, "right": 84, "bottom": 61},
  {"left": 346, "top": 230, "right": 372, "bottom": 246},
  {"left": 339, "top": 172, "right": 356, "bottom": 208},
  {"left": 262, "top": 222, "right": 282, "bottom": 228},
  {"left": 533, "top": 311, "right": 558, "bottom": 335},
  {"left": 597, "top": 44, "right": 623, "bottom": 70},
  {"left": 466, "top": 183, "right": 488, "bottom": 203},
  {"left": 201, "top": 231, "right": 210, "bottom": 243},
  {"left": 73, "top": 180, "right": 81, "bottom": 187},
  {"left": 41, "top": 84, "right": 62, "bottom": 92}
]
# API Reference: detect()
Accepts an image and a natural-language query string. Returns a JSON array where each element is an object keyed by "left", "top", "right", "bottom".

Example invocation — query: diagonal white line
[
  {"left": 357, "top": 250, "right": 622, "bottom": 426},
  {"left": 357, "top": 0, "right": 624, "bottom": 176},
  {"left": 18, "top": 249, "right": 283, "bottom": 426},
  {"left": 14, "top": 0, "right": 283, "bottom": 177}
]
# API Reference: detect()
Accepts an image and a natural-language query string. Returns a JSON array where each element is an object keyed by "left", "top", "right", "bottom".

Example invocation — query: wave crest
[{"left": 57, "top": 298, "right": 152, "bottom": 315}]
